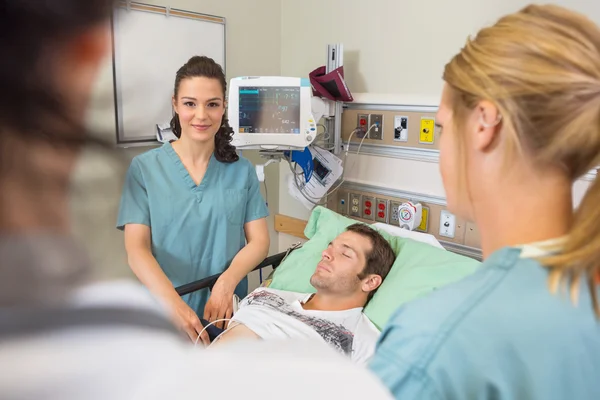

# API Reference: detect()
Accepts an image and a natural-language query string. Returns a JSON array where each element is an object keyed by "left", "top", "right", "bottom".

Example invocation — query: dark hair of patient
[{"left": 346, "top": 223, "right": 396, "bottom": 302}]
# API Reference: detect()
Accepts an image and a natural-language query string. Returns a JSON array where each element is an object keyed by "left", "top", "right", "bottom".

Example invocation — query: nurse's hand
[
  {"left": 169, "top": 297, "right": 210, "bottom": 345},
  {"left": 204, "top": 278, "right": 234, "bottom": 330}
]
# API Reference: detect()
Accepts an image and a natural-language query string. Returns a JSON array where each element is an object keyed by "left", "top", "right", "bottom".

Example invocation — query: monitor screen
[
  {"left": 313, "top": 157, "right": 331, "bottom": 183},
  {"left": 238, "top": 87, "right": 301, "bottom": 134}
]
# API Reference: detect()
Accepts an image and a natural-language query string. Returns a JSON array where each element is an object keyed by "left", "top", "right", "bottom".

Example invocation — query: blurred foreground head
[{"left": 0, "top": 0, "right": 116, "bottom": 305}]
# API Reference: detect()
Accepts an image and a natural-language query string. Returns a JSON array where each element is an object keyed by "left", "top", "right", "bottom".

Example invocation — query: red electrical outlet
[
  {"left": 375, "top": 198, "right": 388, "bottom": 223},
  {"left": 361, "top": 195, "right": 375, "bottom": 220},
  {"left": 356, "top": 113, "right": 369, "bottom": 139}
]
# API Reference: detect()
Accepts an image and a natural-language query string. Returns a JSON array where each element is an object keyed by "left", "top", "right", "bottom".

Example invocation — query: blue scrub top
[
  {"left": 116, "top": 142, "right": 269, "bottom": 315},
  {"left": 369, "top": 247, "right": 600, "bottom": 399}
]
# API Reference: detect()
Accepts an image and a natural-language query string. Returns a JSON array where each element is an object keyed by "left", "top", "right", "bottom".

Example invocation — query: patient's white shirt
[
  {"left": 229, "top": 287, "right": 380, "bottom": 364},
  {"left": 0, "top": 280, "right": 393, "bottom": 400}
]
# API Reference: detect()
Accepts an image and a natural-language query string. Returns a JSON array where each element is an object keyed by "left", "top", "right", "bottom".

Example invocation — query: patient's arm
[{"left": 210, "top": 323, "right": 261, "bottom": 347}]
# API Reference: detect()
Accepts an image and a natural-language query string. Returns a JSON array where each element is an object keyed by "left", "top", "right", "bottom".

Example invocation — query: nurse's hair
[
  {"left": 170, "top": 56, "right": 239, "bottom": 163},
  {"left": 443, "top": 5, "right": 600, "bottom": 315}
]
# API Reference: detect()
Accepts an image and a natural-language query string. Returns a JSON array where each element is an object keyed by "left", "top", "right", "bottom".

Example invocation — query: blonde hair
[{"left": 443, "top": 4, "right": 600, "bottom": 315}]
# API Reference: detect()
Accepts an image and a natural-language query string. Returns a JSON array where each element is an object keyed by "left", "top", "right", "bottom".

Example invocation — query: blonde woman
[{"left": 369, "top": 5, "right": 600, "bottom": 399}]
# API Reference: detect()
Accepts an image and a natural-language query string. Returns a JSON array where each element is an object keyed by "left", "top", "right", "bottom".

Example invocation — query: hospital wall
[
  {"left": 77, "top": 0, "right": 283, "bottom": 289},
  {"left": 277, "top": 0, "right": 599, "bottom": 252}
]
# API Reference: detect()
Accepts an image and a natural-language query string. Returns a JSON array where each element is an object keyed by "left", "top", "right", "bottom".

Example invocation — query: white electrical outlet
[
  {"left": 439, "top": 210, "right": 456, "bottom": 238},
  {"left": 349, "top": 193, "right": 361, "bottom": 217},
  {"left": 390, "top": 201, "right": 402, "bottom": 225}
]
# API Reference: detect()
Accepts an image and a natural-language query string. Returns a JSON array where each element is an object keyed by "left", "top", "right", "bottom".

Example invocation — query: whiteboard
[{"left": 112, "top": 2, "right": 226, "bottom": 145}]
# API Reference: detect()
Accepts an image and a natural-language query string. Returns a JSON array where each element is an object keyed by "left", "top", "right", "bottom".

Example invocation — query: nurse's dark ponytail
[{"left": 170, "top": 56, "right": 239, "bottom": 163}]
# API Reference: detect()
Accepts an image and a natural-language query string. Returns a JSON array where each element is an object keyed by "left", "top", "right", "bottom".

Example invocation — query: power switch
[{"left": 439, "top": 210, "right": 456, "bottom": 238}]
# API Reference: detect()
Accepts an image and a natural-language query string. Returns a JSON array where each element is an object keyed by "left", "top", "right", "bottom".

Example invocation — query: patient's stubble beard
[
  {"left": 310, "top": 272, "right": 361, "bottom": 296},
  {"left": 310, "top": 273, "right": 328, "bottom": 291}
]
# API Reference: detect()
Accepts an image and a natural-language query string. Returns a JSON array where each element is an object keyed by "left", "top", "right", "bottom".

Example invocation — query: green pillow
[{"left": 270, "top": 206, "right": 481, "bottom": 329}]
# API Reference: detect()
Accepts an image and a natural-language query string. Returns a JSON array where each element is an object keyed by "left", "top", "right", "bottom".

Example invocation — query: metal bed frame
[{"left": 174, "top": 249, "right": 296, "bottom": 296}]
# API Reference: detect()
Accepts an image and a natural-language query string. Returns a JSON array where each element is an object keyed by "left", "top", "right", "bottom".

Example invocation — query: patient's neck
[{"left": 303, "top": 292, "right": 366, "bottom": 312}]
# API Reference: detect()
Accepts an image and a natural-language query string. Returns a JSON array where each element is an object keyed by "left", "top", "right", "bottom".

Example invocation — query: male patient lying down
[{"left": 208, "top": 223, "right": 396, "bottom": 364}]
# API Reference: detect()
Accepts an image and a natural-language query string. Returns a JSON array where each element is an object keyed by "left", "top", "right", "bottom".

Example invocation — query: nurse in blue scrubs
[
  {"left": 369, "top": 5, "right": 600, "bottom": 399},
  {"left": 117, "top": 56, "right": 269, "bottom": 343}
]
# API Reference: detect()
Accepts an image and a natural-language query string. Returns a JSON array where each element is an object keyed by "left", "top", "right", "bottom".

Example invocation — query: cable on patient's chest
[{"left": 195, "top": 318, "right": 231, "bottom": 347}]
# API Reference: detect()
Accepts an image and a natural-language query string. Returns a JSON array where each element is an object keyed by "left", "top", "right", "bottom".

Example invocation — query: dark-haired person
[
  {"left": 117, "top": 56, "right": 270, "bottom": 343},
  {"left": 210, "top": 224, "right": 397, "bottom": 365},
  {"left": 0, "top": 2, "right": 395, "bottom": 398}
]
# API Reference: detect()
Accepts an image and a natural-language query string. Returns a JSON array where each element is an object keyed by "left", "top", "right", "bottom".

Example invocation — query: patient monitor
[{"left": 228, "top": 76, "right": 321, "bottom": 150}]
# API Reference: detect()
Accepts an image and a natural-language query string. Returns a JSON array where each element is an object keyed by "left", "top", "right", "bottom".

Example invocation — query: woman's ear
[
  {"left": 361, "top": 274, "right": 383, "bottom": 293},
  {"left": 172, "top": 96, "right": 178, "bottom": 115},
  {"left": 473, "top": 100, "right": 502, "bottom": 152}
]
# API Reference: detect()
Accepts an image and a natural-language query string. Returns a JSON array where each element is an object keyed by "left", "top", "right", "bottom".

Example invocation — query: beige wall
[
  {"left": 280, "top": 0, "right": 600, "bottom": 95},
  {"left": 75, "top": 0, "right": 282, "bottom": 291},
  {"left": 277, "top": 0, "right": 599, "bottom": 251},
  {"left": 74, "top": 0, "right": 600, "bottom": 283}
]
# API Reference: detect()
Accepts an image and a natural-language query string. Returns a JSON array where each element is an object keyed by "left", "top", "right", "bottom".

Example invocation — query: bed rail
[{"left": 175, "top": 249, "right": 295, "bottom": 296}]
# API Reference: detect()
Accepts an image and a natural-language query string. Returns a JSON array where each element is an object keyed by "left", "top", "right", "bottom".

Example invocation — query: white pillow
[{"left": 372, "top": 222, "right": 445, "bottom": 249}]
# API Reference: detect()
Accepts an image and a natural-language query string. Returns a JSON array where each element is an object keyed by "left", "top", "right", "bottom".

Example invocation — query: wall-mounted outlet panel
[
  {"left": 375, "top": 198, "right": 388, "bottom": 223},
  {"left": 328, "top": 186, "right": 480, "bottom": 259},
  {"left": 394, "top": 115, "right": 409, "bottom": 142},
  {"left": 439, "top": 210, "right": 456, "bottom": 238},
  {"left": 337, "top": 192, "right": 348, "bottom": 216},
  {"left": 416, "top": 206, "right": 430, "bottom": 232},
  {"left": 349, "top": 193, "right": 361, "bottom": 217},
  {"left": 356, "top": 114, "right": 369, "bottom": 139},
  {"left": 362, "top": 195, "right": 375, "bottom": 220},
  {"left": 329, "top": 185, "right": 479, "bottom": 258},
  {"left": 419, "top": 117, "right": 435, "bottom": 144},
  {"left": 342, "top": 108, "right": 439, "bottom": 151},
  {"left": 369, "top": 114, "right": 384, "bottom": 140},
  {"left": 389, "top": 201, "right": 402, "bottom": 225}
]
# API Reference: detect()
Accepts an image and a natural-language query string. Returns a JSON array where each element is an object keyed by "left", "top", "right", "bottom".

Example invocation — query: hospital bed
[
  {"left": 174, "top": 207, "right": 482, "bottom": 330},
  {"left": 174, "top": 222, "right": 443, "bottom": 296}
]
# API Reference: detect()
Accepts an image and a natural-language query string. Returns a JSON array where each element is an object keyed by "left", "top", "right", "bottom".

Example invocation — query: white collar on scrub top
[{"left": 519, "top": 236, "right": 566, "bottom": 259}]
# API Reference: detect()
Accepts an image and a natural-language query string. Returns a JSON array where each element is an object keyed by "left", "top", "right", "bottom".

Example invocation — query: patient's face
[{"left": 311, "top": 231, "right": 372, "bottom": 295}]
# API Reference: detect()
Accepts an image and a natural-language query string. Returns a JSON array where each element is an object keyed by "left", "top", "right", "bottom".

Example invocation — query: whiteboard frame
[{"left": 111, "top": 1, "right": 227, "bottom": 147}]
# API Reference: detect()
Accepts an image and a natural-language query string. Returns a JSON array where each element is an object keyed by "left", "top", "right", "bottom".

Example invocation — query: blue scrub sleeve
[
  {"left": 368, "top": 325, "right": 441, "bottom": 399},
  {"left": 116, "top": 158, "right": 151, "bottom": 230},
  {"left": 244, "top": 163, "right": 269, "bottom": 224}
]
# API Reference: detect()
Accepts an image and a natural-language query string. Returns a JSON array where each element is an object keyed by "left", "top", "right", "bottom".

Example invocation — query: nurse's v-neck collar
[{"left": 163, "top": 141, "right": 218, "bottom": 192}]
